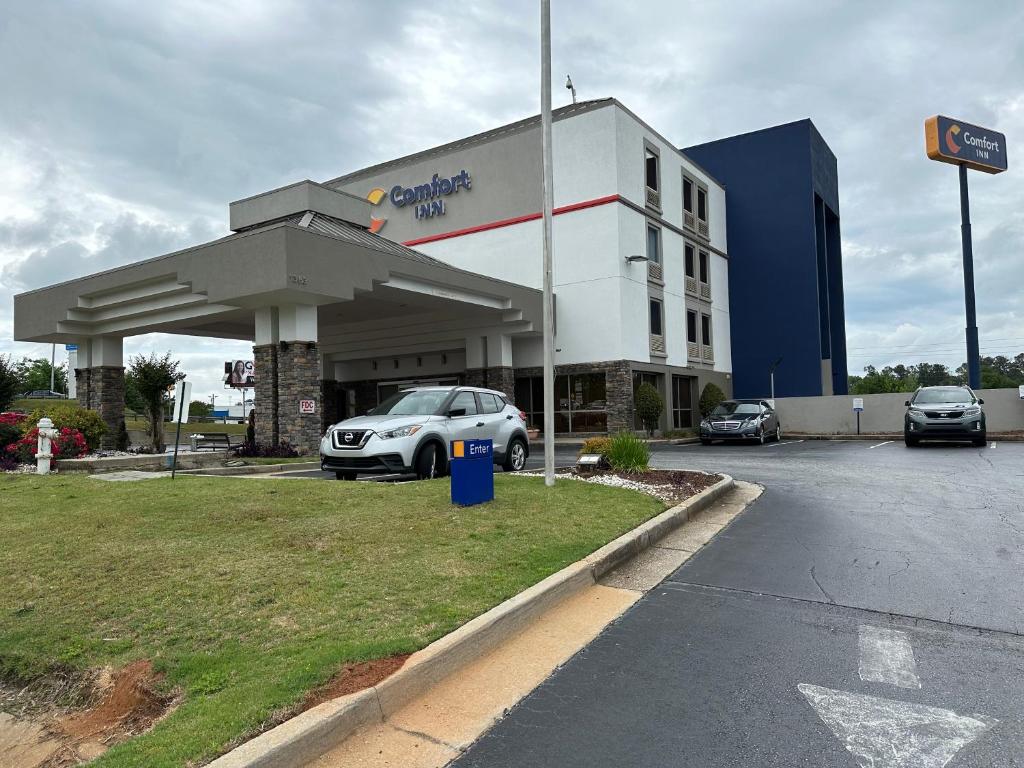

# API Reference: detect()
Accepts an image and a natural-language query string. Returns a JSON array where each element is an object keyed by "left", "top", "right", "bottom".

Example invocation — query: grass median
[{"left": 0, "top": 472, "right": 664, "bottom": 767}]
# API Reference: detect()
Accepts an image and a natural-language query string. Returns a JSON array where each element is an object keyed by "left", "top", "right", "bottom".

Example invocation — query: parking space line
[
  {"left": 868, "top": 441, "right": 894, "bottom": 449},
  {"left": 990, "top": 442, "right": 997, "bottom": 449},
  {"left": 766, "top": 440, "right": 804, "bottom": 448}
]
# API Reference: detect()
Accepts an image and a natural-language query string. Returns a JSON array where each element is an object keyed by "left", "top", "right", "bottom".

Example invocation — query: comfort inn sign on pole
[{"left": 925, "top": 115, "right": 1008, "bottom": 174}]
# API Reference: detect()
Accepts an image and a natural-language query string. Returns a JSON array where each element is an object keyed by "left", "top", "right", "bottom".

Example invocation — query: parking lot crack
[
  {"left": 887, "top": 553, "right": 912, "bottom": 586},
  {"left": 807, "top": 564, "right": 835, "bottom": 604}
]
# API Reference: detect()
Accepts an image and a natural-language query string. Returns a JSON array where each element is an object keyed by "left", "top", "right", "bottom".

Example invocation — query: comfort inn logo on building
[{"left": 365, "top": 169, "right": 473, "bottom": 233}]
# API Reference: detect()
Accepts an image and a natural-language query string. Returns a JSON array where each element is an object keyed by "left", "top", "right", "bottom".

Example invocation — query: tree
[
  {"left": 124, "top": 375, "right": 147, "bottom": 417},
  {"left": 912, "top": 362, "right": 954, "bottom": 387},
  {"left": 127, "top": 353, "right": 183, "bottom": 453},
  {"left": 849, "top": 366, "right": 918, "bottom": 395},
  {"left": 189, "top": 400, "right": 213, "bottom": 418},
  {"left": 0, "top": 355, "right": 19, "bottom": 411},
  {"left": 634, "top": 382, "right": 663, "bottom": 436},
  {"left": 13, "top": 357, "right": 67, "bottom": 394},
  {"left": 699, "top": 382, "right": 726, "bottom": 418}
]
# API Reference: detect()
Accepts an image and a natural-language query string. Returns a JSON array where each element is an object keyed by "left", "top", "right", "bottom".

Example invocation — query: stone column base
[
  {"left": 254, "top": 344, "right": 279, "bottom": 447},
  {"left": 75, "top": 366, "right": 125, "bottom": 449},
  {"left": 277, "top": 342, "right": 321, "bottom": 455}
]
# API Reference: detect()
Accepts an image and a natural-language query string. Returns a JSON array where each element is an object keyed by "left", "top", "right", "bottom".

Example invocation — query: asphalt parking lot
[{"left": 447, "top": 438, "right": 1024, "bottom": 767}]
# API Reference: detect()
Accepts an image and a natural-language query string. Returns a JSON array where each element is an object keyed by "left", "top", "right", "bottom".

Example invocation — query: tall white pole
[
  {"left": 50, "top": 343, "right": 55, "bottom": 392},
  {"left": 540, "top": 0, "right": 556, "bottom": 486}
]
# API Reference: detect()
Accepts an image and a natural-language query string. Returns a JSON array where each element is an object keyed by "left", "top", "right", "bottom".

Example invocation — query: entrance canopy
[{"left": 13, "top": 180, "right": 543, "bottom": 363}]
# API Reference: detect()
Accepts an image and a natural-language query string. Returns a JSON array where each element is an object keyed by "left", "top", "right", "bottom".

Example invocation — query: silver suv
[
  {"left": 320, "top": 386, "right": 530, "bottom": 481},
  {"left": 904, "top": 385, "right": 986, "bottom": 447}
]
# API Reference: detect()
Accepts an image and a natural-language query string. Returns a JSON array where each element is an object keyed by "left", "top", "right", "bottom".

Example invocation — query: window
[
  {"left": 650, "top": 298, "right": 663, "bottom": 336},
  {"left": 515, "top": 373, "right": 607, "bottom": 433},
  {"left": 687, "top": 310, "right": 698, "bottom": 344},
  {"left": 477, "top": 393, "right": 501, "bottom": 414},
  {"left": 672, "top": 375, "right": 694, "bottom": 429},
  {"left": 645, "top": 149, "right": 659, "bottom": 191},
  {"left": 449, "top": 391, "right": 478, "bottom": 416},
  {"left": 697, "top": 187, "right": 708, "bottom": 221},
  {"left": 683, "top": 177, "right": 694, "bottom": 213},
  {"left": 699, "top": 250, "right": 709, "bottom": 284},
  {"left": 685, "top": 244, "right": 695, "bottom": 278},
  {"left": 701, "top": 313, "right": 712, "bottom": 346},
  {"left": 646, "top": 225, "right": 661, "bottom": 264}
]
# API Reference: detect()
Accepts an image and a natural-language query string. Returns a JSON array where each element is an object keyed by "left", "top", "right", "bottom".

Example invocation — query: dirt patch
[
  {"left": 57, "top": 660, "right": 174, "bottom": 743},
  {"left": 0, "top": 660, "right": 177, "bottom": 768},
  {"left": 301, "top": 654, "right": 410, "bottom": 711}
]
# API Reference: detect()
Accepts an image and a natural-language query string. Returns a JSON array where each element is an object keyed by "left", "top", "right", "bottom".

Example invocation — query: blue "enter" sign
[{"left": 450, "top": 439, "right": 494, "bottom": 506}]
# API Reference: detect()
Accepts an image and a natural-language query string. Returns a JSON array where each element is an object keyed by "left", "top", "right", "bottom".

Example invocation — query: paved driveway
[{"left": 451, "top": 439, "right": 1024, "bottom": 767}]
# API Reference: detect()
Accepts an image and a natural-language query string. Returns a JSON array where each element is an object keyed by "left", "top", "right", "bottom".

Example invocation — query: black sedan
[{"left": 700, "top": 399, "right": 782, "bottom": 445}]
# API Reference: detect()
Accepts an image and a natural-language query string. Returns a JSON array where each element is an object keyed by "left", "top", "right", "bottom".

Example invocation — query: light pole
[{"left": 540, "top": 0, "right": 556, "bottom": 486}]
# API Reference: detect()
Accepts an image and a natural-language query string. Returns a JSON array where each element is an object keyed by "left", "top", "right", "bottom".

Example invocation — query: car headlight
[
  {"left": 377, "top": 425, "right": 423, "bottom": 440},
  {"left": 964, "top": 407, "right": 981, "bottom": 417},
  {"left": 909, "top": 408, "right": 929, "bottom": 419}
]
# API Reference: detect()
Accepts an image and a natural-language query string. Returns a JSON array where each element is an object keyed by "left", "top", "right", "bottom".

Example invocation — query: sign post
[
  {"left": 853, "top": 397, "right": 864, "bottom": 435},
  {"left": 925, "top": 115, "right": 1008, "bottom": 390},
  {"left": 170, "top": 377, "right": 191, "bottom": 479}
]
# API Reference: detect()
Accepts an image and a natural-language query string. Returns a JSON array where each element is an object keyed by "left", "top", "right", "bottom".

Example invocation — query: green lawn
[
  {"left": 125, "top": 419, "right": 249, "bottom": 435},
  {"left": 0, "top": 473, "right": 663, "bottom": 767}
]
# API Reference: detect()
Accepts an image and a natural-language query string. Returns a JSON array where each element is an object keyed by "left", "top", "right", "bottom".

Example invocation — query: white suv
[{"left": 320, "top": 386, "right": 530, "bottom": 481}]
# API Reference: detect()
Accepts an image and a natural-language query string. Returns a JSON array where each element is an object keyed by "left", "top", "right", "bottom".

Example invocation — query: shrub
[
  {"left": 578, "top": 436, "right": 613, "bottom": 458},
  {"left": 0, "top": 412, "right": 28, "bottom": 429},
  {"left": 0, "top": 423, "right": 22, "bottom": 451},
  {"left": 115, "top": 420, "right": 130, "bottom": 451},
  {"left": 233, "top": 441, "right": 299, "bottom": 459},
  {"left": 634, "top": 383, "right": 664, "bottom": 435},
  {"left": 26, "top": 404, "right": 107, "bottom": 451},
  {"left": 606, "top": 431, "right": 650, "bottom": 474},
  {"left": 699, "top": 382, "right": 727, "bottom": 418},
  {"left": 6, "top": 426, "right": 88, "bottom": 463},
  {"left": 0, "top": 355, "right": 18, "bottom": 412}
]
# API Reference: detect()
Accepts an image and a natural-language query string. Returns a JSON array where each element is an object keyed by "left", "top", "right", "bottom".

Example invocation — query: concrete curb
[
  {"left": 788, "top": 433, "right": 1024, "bottom": 442},
  {"left": 180, "top": 461, "right": 322, "bottom": 476},
  {"left": 205, "top": 472, "right": 734, "bottom": 768}
]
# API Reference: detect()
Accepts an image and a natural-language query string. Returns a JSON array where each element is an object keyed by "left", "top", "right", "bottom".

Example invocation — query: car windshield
[
  {"left": 913, "top": 388, "right": 974, "bottom": 405},
  {"left": 373, "top": 390, "right": 449, "bottom": 416},
  {"left": 711, "top": 402, "right": 761, "bottom": 417}
]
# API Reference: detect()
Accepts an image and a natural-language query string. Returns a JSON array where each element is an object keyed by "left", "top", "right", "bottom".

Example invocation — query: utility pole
[
  {"left": 50, "top": 343, "right": 55, "bottom": 393},
  {"left": 540, "top": 0, "right": 556, "bottom": 486}
]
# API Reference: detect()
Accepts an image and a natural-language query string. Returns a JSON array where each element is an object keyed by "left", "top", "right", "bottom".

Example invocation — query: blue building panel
[{"left": 685, "top": 119, "right": 848, "bottom": 398}]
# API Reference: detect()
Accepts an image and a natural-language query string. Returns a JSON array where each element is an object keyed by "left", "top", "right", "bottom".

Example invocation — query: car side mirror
[
  {"left": 448, "top": 407, "right": 467, "bottom": 418},
  {"left": 904, "top": 400, "right": 910, "bottom": 407},
  {"left": 978, "top": 398, "right": 985, "bottom": 405}
]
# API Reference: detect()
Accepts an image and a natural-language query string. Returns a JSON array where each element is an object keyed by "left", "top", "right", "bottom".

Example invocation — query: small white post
[{"left": 35, "top": 417, "right": 57, "bottom": 475}]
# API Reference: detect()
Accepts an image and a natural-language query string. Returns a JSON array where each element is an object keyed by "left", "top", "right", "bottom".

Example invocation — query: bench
[{"left": 190, "top": 433, "right": 241, "bottom": 451}]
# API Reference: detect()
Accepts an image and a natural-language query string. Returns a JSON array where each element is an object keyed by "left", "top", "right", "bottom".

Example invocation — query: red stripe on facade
[{"left": 401, "top": 194, "right": 622, "bottom": 247}]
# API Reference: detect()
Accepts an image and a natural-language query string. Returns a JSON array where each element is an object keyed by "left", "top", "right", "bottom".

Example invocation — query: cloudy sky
[{"left": 2, "top": 0, "right": 1022, "bottom": 401}]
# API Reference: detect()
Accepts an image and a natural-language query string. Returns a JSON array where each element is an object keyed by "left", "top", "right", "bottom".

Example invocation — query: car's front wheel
[
  {"left": 972, "top": 435, "right": 987, "bottom": 447},
  {"left": 700, "top": 438, "right": 712, "bottom": 446},
  {"left": 904, "top": 432, "right": 919, "bottom": 447},
  {"left": 415, "top": 443, "right": 443, "bottom": 480},
  {"left": 502, "top": 438, "right": 527, "bottom": 472}
]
